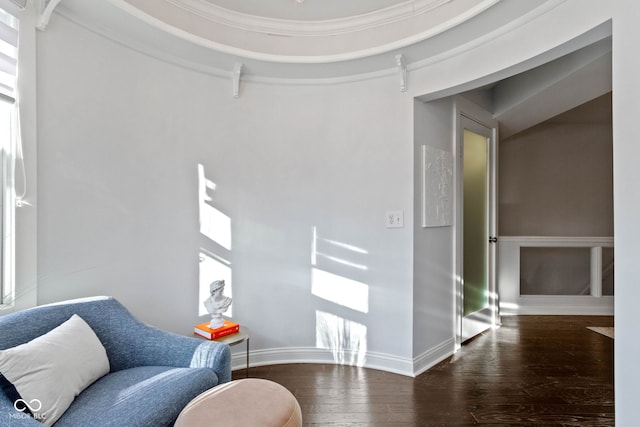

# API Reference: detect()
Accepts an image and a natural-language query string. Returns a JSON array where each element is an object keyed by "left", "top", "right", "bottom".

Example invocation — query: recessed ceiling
[
  {"left": 54, "top": 0, "right": 605, "bottom": 88},
  {"left": 114, "top": 0, "right": 506, "bottom": 63},
  {"left": 57, "top": 0, "right": 553, "bottom": 70},
  {"left": 201, "top": 0, "right": 408, "bottom": 21},
  {"left": 51, "top": 0, "right": 612, "bottom": 135}
]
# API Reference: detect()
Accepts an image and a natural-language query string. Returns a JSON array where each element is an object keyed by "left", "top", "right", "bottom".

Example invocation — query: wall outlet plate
[{"left": 385, "top": 210, "right": 404, "bottom": 228}]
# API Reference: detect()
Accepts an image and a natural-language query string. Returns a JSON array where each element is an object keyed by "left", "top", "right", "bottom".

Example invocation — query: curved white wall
[
  {"left": 35, "top": 0, "right": 615, "bottom": 377},
  {"left": 37, "top": 13, "right": 416, "bottom": 374}
]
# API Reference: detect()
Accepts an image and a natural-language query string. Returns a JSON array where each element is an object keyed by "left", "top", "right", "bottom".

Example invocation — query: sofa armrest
[{"left": 107, "top": 324, "right": 232, "bottom": 384}]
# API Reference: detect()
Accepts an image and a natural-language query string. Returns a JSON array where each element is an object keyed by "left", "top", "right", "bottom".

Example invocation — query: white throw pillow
[{"left": 0, "top": 314, "right": 110, "bottom": 426}]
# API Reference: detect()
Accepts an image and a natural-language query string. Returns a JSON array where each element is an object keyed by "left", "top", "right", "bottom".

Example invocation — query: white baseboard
[
  {"left": 500, "top": 295, "right": 614, "bottom": 316},
  {"left": 230, "top": 340, "right": 456, "bottom": 378},
  {"left": 412, "top": 338, "right": 456, "bottom": 377}
]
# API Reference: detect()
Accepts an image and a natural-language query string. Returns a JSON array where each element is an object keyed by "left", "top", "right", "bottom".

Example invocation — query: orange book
[{"left": 194, "top": 320, "right": 240, "bottom": 340}]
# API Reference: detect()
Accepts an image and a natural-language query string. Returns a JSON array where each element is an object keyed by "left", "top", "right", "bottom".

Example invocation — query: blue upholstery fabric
[
  {"left": 0, "top": 296, "right": 231, "bottom": 427},
  {"left": 55, "top": 366, "right": 218, "bottom": 427}
]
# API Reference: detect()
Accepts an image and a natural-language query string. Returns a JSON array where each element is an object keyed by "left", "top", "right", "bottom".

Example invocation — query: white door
[{"left": 457, "top": 113, "right": 499, "bottom": 344}]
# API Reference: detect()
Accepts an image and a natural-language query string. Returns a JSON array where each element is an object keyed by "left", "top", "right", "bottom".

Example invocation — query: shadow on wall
[{"left": 311, "top": 226, "right": 369, "bottom": 366}]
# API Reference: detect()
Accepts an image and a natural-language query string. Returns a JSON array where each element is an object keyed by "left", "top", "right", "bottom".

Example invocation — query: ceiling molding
[
  {"left": 55, "top": 0, "right": 609, "bottom": 87},
  {"left": 112, "top": 0, "right": 500, "bottom": 63},
  {"left": 52, "top": 6, "right": 400, "bottom": 87},
  {"left": 165, "top": 0, "right": 454, "bottom": 37}
]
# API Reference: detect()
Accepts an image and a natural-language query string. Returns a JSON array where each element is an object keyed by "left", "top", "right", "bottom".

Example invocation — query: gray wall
[{"left": 499, "top": 93, "right": 613, "bottom": 237}]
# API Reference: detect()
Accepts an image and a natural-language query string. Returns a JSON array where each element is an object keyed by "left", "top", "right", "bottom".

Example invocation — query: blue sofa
[{"left": 0, "top": 296, "right": 231, "bottom": 426}]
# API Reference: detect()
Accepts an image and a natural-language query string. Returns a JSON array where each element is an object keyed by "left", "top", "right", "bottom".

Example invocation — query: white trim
[
  {"left": 498, "top": 236, "right": 614, "bottom": 316},
  {"left": 36, "top": 0, "right": 63, "bottom": 30},
  {"left": 53, "top": 8, "right": 403, "bottom": 87},
  {"left": 412, "top": 337, "right": 455, "bottom": 377},
  {"left": 52, "top": 0, "right": 603, "bottom": 88},
  {"left": 0, "top": 0, "right": 25, "bottom": 17},
  {"left": 454, "top": 97, "right": 499, "bottom": 347},
  {"left": 230, "top": 346, "right": 416, "bottom": 377},
  {"left": 52, "top": 11, "right": 233, "bottom": 80},
  {"left": 499, "top": 235, "right": 614, "bottom": 246},
  {"left": 164, "top": 0, "right": 458, "bottom": 37},
  {"left": 0, "top": 0, "right": 37, "bottom": 315},
  {"left": 591, "top": 246, "right": 603, "bottom": 297},
  {"left": 501, "top": 296, "right": 614, "bottom": 316},
  {"left": 107, "top": 0, "right": 499, "bottom": 65},
  {"left": 409, "top": 0, "right": 567, "bottom": 75}
]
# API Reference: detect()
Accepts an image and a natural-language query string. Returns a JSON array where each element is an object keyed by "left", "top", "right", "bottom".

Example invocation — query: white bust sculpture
[{"left": 203, "top": 279, "right": 232, "bottom": 329}]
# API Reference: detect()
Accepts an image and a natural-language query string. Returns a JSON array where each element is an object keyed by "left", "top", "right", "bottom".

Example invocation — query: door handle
[{"left": 489, "top": 236, "right": 498, "bottom": 243}]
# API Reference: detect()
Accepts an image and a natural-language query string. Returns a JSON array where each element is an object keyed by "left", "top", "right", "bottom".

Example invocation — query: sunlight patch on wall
[
  {"left": 197, "top": 163, "right": 233, "bottom": 318},
  {"left": 311, "top": 227, "right": 370, "bottom": 362},
  {"left": 314, "top": 253, "right": 368, "bottom": 271},
  {"left": 198, "top": 164, "right": 231, "bottom": 250},
  {"left": 200, "top": 203, "right": 232, "bottom": 250},
  {"left": 311, "top": 268, "right": 369, "bottom": 313},
  {"left": 311, "top": 226, "right": 368, "bottom": 268},
  {"left": 316, "top": 310, "right": 367, "bottom": 367},
  {"left": 310, "top": 226, "right": 370, "bottom": 313}
]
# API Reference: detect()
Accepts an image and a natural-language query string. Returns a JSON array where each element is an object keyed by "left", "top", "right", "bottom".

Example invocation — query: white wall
[
  {"left": 32, "top": 0, "right": 621, "bottom": 380},
  {"left": 612, "top": 1, "right": 640, "bottom": 424},
  {"left": 412, "top": 98, "right": 456, "bottom": 372},
  {"left": 36, "top": 14, "right": 416, "bottom": 373}
]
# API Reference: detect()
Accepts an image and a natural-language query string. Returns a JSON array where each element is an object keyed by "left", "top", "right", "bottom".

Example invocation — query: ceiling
[
  {"left": 51, "top": 0, "right": 612, "bottom": 135},
  {"left": 200, "top": 0, "right": 409, "bottom": 21},
  {"left": 480, "top": 37, "right": 612, "bottom": 138},
  {"left": 57, "top": 0, "right": 549, "bottom": 72}
]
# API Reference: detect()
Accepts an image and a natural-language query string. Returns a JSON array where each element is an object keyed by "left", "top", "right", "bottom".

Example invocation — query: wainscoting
[{"left": 498, "top": 236, "right": 614, "bottom": 315}]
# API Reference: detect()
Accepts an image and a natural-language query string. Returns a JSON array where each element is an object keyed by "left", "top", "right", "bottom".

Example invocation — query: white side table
[{"left": 213, "top": 326, "right": 250, "bottom": 377}]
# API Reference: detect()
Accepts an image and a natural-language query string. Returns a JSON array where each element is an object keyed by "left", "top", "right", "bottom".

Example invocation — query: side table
[{"left": 213, "top": 326, "right": 250, "bottom": 378}]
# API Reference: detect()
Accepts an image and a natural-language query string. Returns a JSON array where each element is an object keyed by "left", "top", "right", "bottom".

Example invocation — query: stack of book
[{"left": 194, "top": 320, "right": 240, "bottom": 340}]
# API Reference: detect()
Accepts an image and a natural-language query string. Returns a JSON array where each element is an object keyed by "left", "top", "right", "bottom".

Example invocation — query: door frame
[{"left": 454, "top": 97, "right": 500, "bottom": 348}]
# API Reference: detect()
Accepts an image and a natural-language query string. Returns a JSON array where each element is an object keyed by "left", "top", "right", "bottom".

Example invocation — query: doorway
[{"left": 456, "top": 107, "right": 499, "bottom": 345}]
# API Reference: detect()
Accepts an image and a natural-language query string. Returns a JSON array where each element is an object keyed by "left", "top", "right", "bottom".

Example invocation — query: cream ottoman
[{"left": 174, "top": 378, "right": 302, "bottom": 427}]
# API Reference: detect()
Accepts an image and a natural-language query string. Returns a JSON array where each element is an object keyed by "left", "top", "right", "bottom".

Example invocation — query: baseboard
[
  {"left": 500, "top": 296, "right": 614, "bottom": 316},
  {"left": 230, "top": 346, "right": 415, "bottom": 377},
  {"left": 230, "top": 340, "right": 456, "bottom": 378},
  {"left": 412, "top": 337, "right": 456, "bottom": 377}
]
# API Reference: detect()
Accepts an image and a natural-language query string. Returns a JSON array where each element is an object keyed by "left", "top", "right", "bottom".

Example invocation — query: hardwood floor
[{"left": 232, "top": 315, "right": 614, "bottom": 426}]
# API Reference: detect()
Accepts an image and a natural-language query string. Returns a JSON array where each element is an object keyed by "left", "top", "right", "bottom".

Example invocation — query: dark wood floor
[{"left": 233, "top": 316, "right": 614, "bottom": 426}]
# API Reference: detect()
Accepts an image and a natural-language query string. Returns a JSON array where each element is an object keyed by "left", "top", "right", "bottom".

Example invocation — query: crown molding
[
  {"left": 56, "top": 0, "right": 598, "bottom": 86},
  {"left": 166, "top": 0, "right": 452, "bottom": 37},
  {"left": 110, "top": 0, "right": 500, "bottom": 64}
]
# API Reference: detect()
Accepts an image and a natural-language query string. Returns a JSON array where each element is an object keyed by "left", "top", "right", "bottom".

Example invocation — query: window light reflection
[
  {"left": 198, "top": 164, "right": 231, "bottom": 250},
  {"left": 311, "top": 267, "right": 369, "bottom": 313},
  {"left": 316, "top": 310, "right": 367, "bottom": 367}
]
